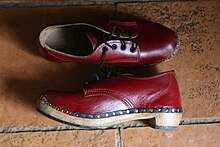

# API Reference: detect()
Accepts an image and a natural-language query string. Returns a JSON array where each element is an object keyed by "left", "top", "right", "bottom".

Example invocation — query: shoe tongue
[{"left": 86, "top": 31, "right": 102, "bottom": 50}]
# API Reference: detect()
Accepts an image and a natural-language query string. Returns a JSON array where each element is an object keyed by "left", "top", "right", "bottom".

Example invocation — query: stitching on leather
[
  {"left": 85, "top": 89, "right": 134, "bottom": 109},
  {"left": 125, "top": 72, "right": 170, "bottom": 80},
  {"left": 109, "top": 20, "right": 137, "bottom": 27},
  {"left": 86, "top": 90, "right": 134, "bottom": 108}
]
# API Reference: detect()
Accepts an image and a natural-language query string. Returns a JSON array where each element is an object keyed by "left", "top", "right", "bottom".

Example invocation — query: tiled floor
[
  {"left": 1, "top": 124, "right": 220, "bottom": 147},
  {"left": 121, "top": 124, "right": 220, "bottom": 147},
  {"left": 0, "top": 0, "right": 219, "bottom": 146},
  {"left": 0, "top": 130, "right": 115, "bottom": 146}
]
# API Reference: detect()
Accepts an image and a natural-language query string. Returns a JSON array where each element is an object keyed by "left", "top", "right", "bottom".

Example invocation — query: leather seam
[{"left": 85, "top": 89, "right": 134, "bottom": 109}]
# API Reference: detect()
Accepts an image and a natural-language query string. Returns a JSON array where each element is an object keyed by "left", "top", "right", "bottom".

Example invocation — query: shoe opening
[{"left": 42, "top": 25, "right": 102, "bottom": 56}]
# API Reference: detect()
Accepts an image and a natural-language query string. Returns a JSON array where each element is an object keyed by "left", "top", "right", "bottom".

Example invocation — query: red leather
[
  {"left": 39, "top": 18, "right": 178, "bottom": 65},
  {"left": 43, "top": 71, "right": 182, "bottom": 114}
]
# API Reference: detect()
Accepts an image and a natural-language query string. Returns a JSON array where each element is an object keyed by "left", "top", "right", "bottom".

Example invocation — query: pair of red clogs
[{"left": 37, "top": 18, "right": 182, "bottom": 130}]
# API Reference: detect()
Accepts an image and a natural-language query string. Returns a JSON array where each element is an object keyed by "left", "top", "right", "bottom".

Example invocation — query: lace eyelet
[
  {"left": 111, "top": 44, "right": 117, "bottom": 50},
  {"left": 102, "top": 47, "right": 108, "bottom": 52},
  {"left": 120, "top": 45, "right": 126, "bottom": 51},
  {"left": 130, "top": 47, "right": 136, "bottom": 53}
]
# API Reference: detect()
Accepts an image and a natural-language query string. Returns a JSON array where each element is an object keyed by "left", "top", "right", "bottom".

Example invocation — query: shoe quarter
[{"left": 83, "top": 75, "right": 171, "bottom": 108}]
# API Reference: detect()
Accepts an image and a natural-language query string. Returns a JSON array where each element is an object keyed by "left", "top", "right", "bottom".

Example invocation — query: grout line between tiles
[
  {"left": 116, "top": 128, "right": 122, "bottom": 147},
  {"left": 180, "top": 117, "right": 220, "bottom": 125},
  {"left": 0, "top": 0, "right": 197, "bottom": 8},
  {"left": 0, "top": 118, "right": 220, "bottom": 133}
]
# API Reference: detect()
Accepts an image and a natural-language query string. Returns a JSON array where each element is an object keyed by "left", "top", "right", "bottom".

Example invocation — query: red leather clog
[
  {"left": 37, "top": 71, "right": 182, "bottom": 130},
  {"left": 38, "top": 18, "right": 179, "bottom": 66}
]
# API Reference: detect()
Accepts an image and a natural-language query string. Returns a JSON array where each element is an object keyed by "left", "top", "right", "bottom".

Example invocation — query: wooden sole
[{"left": 37, "top": 98, "right": 182, "bottom": 130}]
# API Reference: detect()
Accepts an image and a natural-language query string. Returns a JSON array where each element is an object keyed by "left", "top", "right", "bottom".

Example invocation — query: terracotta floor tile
[
  {"left": 0, "top": 130, "right": 115, "bottom": 147},
  {"left": 121, "top": 124, "right": 220, "bottom": 147},
  {"left": 0, "top": 6, "right": 115, "bottom": 127},
  {"left": 117, "top": 1, "right": 220, "bottom": 118}
]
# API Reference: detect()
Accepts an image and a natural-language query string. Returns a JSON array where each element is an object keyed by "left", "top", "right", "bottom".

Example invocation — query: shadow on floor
[
  {"left": 0, "top": 6, "right": 116, "bottom": 57},
  {"left": 3, "top": 62, "right": 102, "bottom": 110}
]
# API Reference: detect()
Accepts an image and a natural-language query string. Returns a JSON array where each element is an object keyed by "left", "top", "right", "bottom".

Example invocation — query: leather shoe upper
[
  {"left": 39, "top": 18, "right": 179, "bottom": 66},
  {"left": 42, "top": 71, "right": 182, "bottom": 115}
]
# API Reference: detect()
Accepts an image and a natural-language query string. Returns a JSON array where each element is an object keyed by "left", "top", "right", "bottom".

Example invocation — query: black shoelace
[
  {"left": 84, "top": 17, "right": 137, "bottom": 85},
  {"left": 99, "top": 26, "right": 138, "bottom": 70}
]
